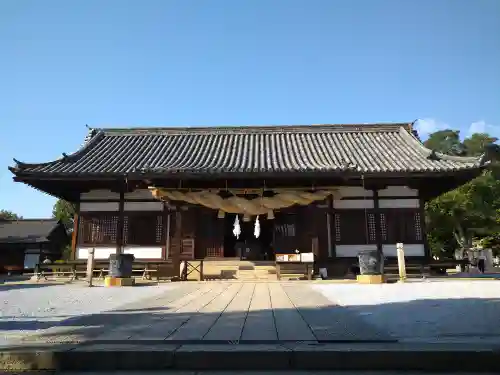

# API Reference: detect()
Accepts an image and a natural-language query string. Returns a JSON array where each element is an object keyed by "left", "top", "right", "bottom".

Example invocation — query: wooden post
[
  {"left": 397, "top": 242, "right": 406, "bottom": 282},
  {"left": 87, "top": 248, "right": 95, "bottom": 287},
  {"left": 327, "top": 195, "right": 335, "bottom": 257},
  {"left": 165, "top": 211, "right": 171, "bottom": 260},
  {"left": 172, "top": 210, "right": 182, "bottom": 278},
  {"left": 116, "top": 191, "right": 125, "bottom": 255},
  {"left": 373, "top": 190, "right": 383, "bottom": 255}
]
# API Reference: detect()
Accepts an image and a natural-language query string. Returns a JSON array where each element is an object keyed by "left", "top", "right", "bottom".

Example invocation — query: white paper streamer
[
  {"left": 233, "top": 215, "right": 241, "bottom": 239},
  {"left": 254, "top": 215, "right": 260, "bottom": 238}
]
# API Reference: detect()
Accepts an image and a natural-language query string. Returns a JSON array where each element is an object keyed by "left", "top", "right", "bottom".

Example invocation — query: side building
[
  {"left": 0, "top": 219, "right": 69, "bottom": 274},
  {"left": 8, "top": 123, "right": 487, "bottom": 277}
]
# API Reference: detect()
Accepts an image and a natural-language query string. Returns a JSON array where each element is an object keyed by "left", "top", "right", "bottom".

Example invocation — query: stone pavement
[
  {"left": 8, "top": 282, "right": 394, "bottom": 345},
  {"left": 2, "top": 281, "right": 500, "bottom": 372}
]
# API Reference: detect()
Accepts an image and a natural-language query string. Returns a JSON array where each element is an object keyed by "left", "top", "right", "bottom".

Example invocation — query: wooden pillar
[
  {"left": 116, "top": 191, "right": 125, "bottom": 255},
  {"left": 163, "top": 202, "right": 171, "bottom": 260},
  {"left": 71, "top": 202, "right": 80, "bottom": 260},
  {"left": 327, "top": 195, "right": 335, "bottom": 258},
  {"left": 373, "top": 189, "right": 383, "bottom": 254},
  {"left": 172, "top": 209, "right": 182, "bottom": 277}
]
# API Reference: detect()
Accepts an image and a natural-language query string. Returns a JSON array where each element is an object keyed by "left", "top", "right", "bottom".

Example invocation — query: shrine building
[{"left": 8, "top": 123, "right": 487, "bottom": 277}]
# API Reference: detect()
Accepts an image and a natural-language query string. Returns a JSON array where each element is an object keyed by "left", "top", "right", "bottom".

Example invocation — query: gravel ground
[
  {"left": 0, "top": 282, "right": 175, "bottom": 345},
  {"left": 314, "top": 280, "right": 500, "bottom": 343}
]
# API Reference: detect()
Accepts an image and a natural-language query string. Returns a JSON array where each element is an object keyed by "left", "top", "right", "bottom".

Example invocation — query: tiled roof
[
  {"left": 10, "top": 123, "right": 485, "bottom": 176},
  {"left": 0, "top": 219, "right": 60, "bottom": 244}
]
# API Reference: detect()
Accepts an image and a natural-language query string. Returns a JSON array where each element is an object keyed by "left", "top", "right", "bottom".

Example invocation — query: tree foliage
[
  {"left": 52, "top": 199, "right": 76, "bottom": 230},
  {"left": 423, "top": 129, "right": 465, "bottom": 155},
  {"left": 0, "top": 210, "right": 22, "bottom": 220},
  {"left": 52, "top": 200, "right": 76, "bottom": 260},
  {"left": 425, "top": 130, "right": 500, "bottom": 257}
]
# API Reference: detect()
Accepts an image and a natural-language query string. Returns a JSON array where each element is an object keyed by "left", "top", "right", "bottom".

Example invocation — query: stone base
[
  {"left": 356, "top": 274, "right": 385, "bottom": 284},
  {"left": 2, "top": 342, "right": 500, "bottom": 372},
  {"left": 104, "top": 276, "right": 135, "bottom": 287}
]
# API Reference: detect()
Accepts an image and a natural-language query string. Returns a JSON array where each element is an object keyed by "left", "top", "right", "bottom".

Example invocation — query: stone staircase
[
  {"left": 237, "top": 262, "right": 277, "bottom": 280},
  {"left": 201, "top": 260, "right": 277, "bottom": 281}
]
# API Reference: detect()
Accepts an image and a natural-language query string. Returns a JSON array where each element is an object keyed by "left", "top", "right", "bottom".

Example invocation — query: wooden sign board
[
  {"left": 301, "top": 252, "right": 314, "bottom": 263},
  {"left": 275, "top": 254, "right": 288, "bottom": 262},
  {"left": 276, "top": 253, "right": 313, "bottom": 263}
]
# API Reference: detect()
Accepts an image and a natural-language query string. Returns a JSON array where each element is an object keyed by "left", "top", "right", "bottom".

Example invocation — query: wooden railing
[
  {"left": 181, "top": 260, "right": 204, "bottom": 281},
  {"left": 31, "top": 260, "right": 176, "bottom": 282}
]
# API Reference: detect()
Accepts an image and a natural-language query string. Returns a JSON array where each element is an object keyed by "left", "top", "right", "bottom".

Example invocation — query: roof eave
[
  {"left": 9, "top": 130, "right": 105, "bottom": 172},
  {"left": 12, "top": 167, "right": 485, "bottom": 181}
]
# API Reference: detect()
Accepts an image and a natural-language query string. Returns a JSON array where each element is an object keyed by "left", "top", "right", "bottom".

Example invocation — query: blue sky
[{"left": 1, "top": 0, "right": 499, "bottom": 218}]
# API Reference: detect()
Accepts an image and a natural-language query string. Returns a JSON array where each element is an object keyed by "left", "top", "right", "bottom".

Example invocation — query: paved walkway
[{"left": 11, "top": 282, "right": 393, "bottom": 345}]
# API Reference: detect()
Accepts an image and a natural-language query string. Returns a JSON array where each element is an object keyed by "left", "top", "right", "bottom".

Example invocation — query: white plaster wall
[
  {"left": 334, "top": 199, "right": 374, "bottom": 209},
  {"left": 382, "top": 244, "right": 425, "bottom": 257},
  {"left": 80, "top": 202, "right": 119, "bottom": 212},
  {"left": 124, "top": 201, "right": 163, "bottom": 211},
  {"left": 335, "top": 244, "right": 377, "bottom": 257},
  {"left": 125, "top": 189, "right": 156, "bottom": 200},
  {"left": 379, "top": 199, "right": 420, "bottom": 209},
  {"left": 338, "top": 187, "right": 373, "bottom": 197},
  {"left": 378, "top": 186, "right": 418, "bottom": 197},
  {"left": 80, "top": 190, "right": 119, "bottom": 200},
  {"left": 123, "top": 246, "right": 162, "bottom": 259},
  {"left": 77, "top": 247, "right": 116, "bottom": 260}
]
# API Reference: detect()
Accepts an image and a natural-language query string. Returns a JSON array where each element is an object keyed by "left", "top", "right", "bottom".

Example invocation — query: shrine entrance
[{"left": 223, "top": 215, "right": 274, "bottom": 261}]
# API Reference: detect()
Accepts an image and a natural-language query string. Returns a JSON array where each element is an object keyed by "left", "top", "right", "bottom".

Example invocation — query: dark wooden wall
[
  {"left": 194, "top": 206, "right": 224, "bottom": 258},
  {"left": 75, "top": 202, "right": 424, "bottom": 263}
]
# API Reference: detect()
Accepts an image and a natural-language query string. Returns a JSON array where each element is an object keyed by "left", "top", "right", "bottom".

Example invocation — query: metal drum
[
  {"left": 358, "top": 249, "right": 384, "bottom": 275},
  {"left": 109, "top": 253, "right": 135, "bottom": 278}
]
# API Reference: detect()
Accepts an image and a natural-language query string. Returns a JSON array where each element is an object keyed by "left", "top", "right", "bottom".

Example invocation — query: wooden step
[{"left": 237, "top": 269, "right": 277, "bottom": 280}]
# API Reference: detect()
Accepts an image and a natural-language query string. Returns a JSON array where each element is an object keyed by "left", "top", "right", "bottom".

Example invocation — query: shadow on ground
[
  {"left": 1, "top": 295, "right": 500, "bottom": 352},
  {"left": 0, "top": 282, "right": 74, "bottom": 291}
]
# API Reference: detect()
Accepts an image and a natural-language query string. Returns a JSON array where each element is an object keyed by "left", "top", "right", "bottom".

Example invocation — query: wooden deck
[{"left": 83, "top": 282, "right": 393, "bottom": 343}]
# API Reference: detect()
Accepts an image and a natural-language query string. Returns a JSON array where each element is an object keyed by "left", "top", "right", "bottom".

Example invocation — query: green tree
[
  {"left": 0, "top": 210, "right": 22, "bottom": 220},
  {"left": 425, "top": 130, "right": 500, "bottom": 257},
  {"left": 423, "top": 129, "right": 465, "bottom": 155},
  {"left": 426, "top": 171, "right": 500, "bottom": 256},
  {"left": 52, "top": 200, "right": 76, "bottom": 260},
  {"left": 52, "top": 199, "right": 76, "bottom": 229},
  {"left": 463, "top": 133, "right": 498, "bottom": 156}
]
